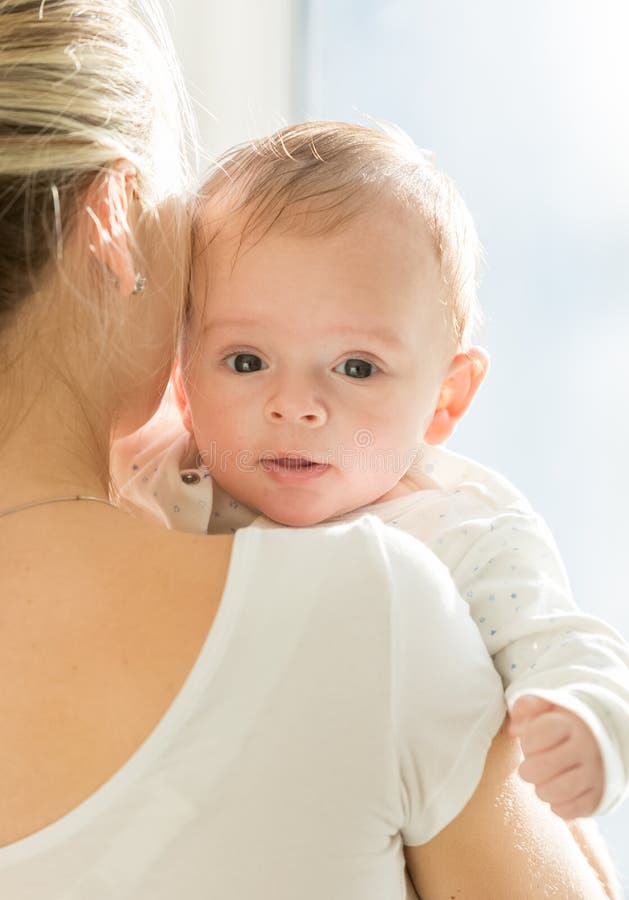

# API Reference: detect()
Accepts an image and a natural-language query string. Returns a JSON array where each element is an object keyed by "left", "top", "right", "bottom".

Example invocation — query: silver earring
[{"left": 132, "top": 273, "right": 147, "bottom": 295}]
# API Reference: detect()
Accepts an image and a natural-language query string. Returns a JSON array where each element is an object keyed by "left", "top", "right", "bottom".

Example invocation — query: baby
[{"left": 115, "top": 121, "right": 629, "bottom": 821}]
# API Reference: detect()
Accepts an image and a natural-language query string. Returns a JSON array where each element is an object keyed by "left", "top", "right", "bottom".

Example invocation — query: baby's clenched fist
[{"left": 508, "top": 695, "right": 604, "bottom": 820}]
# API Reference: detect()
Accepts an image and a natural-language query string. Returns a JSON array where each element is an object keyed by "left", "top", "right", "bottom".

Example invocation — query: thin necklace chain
[{"left": 0, "top": 495, "right": 116, "bottom": 519}]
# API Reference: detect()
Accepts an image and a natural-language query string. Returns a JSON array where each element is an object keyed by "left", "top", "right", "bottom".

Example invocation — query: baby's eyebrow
[
  {"left": 327, "top": 324, "right": 406, "bottom": 352},
  {"left": 202, "top": 318, "right": 406, "bottom": 353}
]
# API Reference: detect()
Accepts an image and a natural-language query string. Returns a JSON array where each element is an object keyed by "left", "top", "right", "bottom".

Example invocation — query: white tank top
[{"left": 0, "top": 517, "right": 504, "bottom": 899}]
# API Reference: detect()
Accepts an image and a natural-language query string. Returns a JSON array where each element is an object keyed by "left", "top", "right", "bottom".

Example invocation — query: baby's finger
[
  {"left": 509, "top": 695, "right": 554, "bottom": 730},
  {"left": 549, "top": 789, "right": 600, "bottom": 821},
  {"left": 534, "top": 765, "right": 588, "bottom": 807},
  {"left": 519, "top": 741, "right": 581, "bottom": 787},
  {"left": 517, "top": 712, "right": 572, "bottom": 756}
]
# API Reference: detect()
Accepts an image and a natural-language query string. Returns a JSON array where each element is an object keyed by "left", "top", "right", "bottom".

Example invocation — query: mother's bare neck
[{"left": 0, "top": 311, "right": 112, "bottom": 509}]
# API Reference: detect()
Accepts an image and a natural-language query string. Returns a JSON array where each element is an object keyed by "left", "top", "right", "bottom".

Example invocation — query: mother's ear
[
  {"left": 423, "top": 347, "right": 489, "bottom": 445},
  {"left": 85, "top": 160, "right": 139, "bottom": 296}
]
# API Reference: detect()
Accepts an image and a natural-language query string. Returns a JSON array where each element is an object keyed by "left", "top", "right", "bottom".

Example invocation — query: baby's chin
[
  {"left": 257, "top": 503, "right": 331, "bottom": 528},
  {"left": 254, "top": 491, "right": 380, "bottom": 529},
  {"left": 252, "top": 491, "right": 358, "bottom": 528}
]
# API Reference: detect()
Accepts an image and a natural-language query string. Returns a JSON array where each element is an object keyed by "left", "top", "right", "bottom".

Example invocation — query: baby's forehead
[
  {"left": 192, "top": 185, "right": 436, "bottom": 269},
  {"left": 190, "top": 186, "right": 441, "bottom": 294},
  {"left": 187, "top": 215, "right": 454, "bottom": 364}
]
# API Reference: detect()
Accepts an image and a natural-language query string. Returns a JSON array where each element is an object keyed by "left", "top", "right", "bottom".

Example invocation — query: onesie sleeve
[
  {"left": 376, "top": 525, "right": 506, "bottom": 846},
  {"left": 451, "top": 509, "right": 629, "bottom": 815}
]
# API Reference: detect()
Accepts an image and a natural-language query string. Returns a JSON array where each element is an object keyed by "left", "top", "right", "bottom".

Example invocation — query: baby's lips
[{"left": 259, "top": 454, "right": 327, "bottom": 468}]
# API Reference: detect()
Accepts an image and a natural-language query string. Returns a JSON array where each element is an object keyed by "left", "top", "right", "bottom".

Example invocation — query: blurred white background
[{"left": 161, "top": 0, "right": 628, "bottom": 882}]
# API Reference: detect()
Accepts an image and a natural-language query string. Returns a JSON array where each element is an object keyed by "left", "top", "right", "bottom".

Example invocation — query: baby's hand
[{"left": 508, "top": 695, "right": 604, "bottom": 820}]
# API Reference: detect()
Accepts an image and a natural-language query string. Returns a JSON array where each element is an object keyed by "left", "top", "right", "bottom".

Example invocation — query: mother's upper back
[{"left": 0, "top": 513, "right": 505, "bottom": 898}]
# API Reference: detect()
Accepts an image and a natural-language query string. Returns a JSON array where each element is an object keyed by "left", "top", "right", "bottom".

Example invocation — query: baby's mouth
[
  {"left": 259, "top": 455, "right": 331, "bottom": 477},
  {"left": 262, "top": 455, "right": 319, "bottom": 471}
]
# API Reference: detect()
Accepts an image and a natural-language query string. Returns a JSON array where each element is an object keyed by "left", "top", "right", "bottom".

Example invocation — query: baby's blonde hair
[
  {"left": 198, "top": 121, "right": 482, "bottom": 348},
  {"left": 0, "top": 0, "right": 195, "bottom": 328}
]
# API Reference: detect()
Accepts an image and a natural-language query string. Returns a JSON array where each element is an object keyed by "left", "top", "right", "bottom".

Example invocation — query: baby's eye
[
  {"left": 334, "top": 358, "right": 379, "bottom": 379},
  {"left": 225, "top": 352, "right": 268, "bottom": 373}
]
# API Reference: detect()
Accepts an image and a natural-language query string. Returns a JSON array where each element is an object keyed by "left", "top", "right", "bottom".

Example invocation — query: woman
[{"left": 0, "top": 1, "right": 618, "bottom": 897}]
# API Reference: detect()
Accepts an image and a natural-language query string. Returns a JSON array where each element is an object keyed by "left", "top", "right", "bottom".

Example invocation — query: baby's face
[{"left": 181, "top": 201, "right": 454, "bottom": 526}]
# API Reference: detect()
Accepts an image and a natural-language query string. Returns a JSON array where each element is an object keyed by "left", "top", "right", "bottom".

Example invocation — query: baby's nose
[{"left": 264, "top": 387, "right": 327, "bottom": 427}]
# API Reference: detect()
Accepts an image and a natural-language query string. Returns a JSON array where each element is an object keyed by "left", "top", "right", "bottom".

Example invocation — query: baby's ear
[
  {"left": 172, "top": 362, "right": 194, "bottom": 434},
  {"left": 424, "top": 347, "right": 489, "bottom": 445}
]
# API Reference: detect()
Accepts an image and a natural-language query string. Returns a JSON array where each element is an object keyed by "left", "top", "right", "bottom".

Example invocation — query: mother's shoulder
[{"left": 239, "top": 514, "right": 452, "bottom": 599}]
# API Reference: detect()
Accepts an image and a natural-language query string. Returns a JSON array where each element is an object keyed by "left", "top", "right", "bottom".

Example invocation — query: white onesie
[{"left": 113, "top": 405, "right": 629, "bottom": 815}]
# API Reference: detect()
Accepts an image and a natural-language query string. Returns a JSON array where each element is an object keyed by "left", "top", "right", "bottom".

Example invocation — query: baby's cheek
[{"left": 189, "top": 394, "right": 234, "bottom": 441}]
